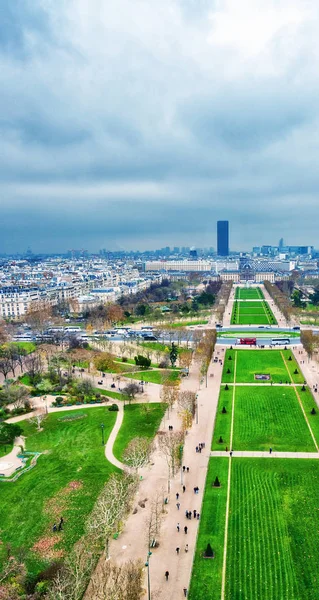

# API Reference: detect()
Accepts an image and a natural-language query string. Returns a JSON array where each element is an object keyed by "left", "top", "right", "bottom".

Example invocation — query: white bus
[{"left": 272, "top": 338, "right": 290, "bottom": 345}]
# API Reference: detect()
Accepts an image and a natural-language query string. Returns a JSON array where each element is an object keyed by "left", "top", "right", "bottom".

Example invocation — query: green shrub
[{"left": 108, "top": 403, "right": 119, "bottom": 412}]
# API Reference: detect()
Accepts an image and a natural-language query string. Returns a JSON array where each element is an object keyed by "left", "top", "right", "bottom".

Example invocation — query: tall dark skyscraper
[{"left": 217, "top": 221, "right": 229, "bottom": 256}]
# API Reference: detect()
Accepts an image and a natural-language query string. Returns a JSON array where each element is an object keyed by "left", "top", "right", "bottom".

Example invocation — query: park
[
  {"left": 190, "top": 342, "right": 319, "bottom": 600},
  {"left": 1, "top": 284, "right": 319, "bottom": 599}
]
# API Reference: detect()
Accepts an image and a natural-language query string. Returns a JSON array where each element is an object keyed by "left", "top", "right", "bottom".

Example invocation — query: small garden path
[{"left": 104, "top": 402, "right": 126, "bottom": 470}]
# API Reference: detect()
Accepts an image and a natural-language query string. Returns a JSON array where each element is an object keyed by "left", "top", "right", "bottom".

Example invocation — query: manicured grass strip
[
  {"left": 221, "top": 349, "right": 236, "bottom": 384},
  {"left": 113, "top": 403, "right": 167, "bottom": 461},
  {"left": 235, "top": 288, "right": 264, "bottom": 300},
  {"left": 231, "top": 299, "right": 276, "bottom": 325},
  {"left": 298, "top": 389, "right": 319, "bottom": 446},
  {"left": 94, "top": 388, "right": 124, "bottom": 401},
  {"left": 126, "top": 369, "right": 180, "bottom": 384},
  {"left": 189, "top": 458, "right": 229, "bottom": 600},
  {"left": 224, "top": 349, "right": 304, "bottom": 384},
  {"left": 280, "top": 352, "right": 319, "bottom": 452},
  {"left": 212, "top": 388, "right": 233, "bottom": 450},
  {"left": 0, "top": 408, "right": 117, "bottom": 574},
  {"left": 226, "top": 459, "right": 319, "bottom": 600},
  {"left": 233, "top": 386, "right": 316, "bottom": 452}
]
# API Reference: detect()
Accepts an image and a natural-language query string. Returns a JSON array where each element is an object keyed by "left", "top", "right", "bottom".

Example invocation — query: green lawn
[
  {"left": 189, "top": 458, "right": 229, "bottom": 600},
  {"left": 126, "top": 369, "right": 180, "bottom": 384},
  {"left": 0, "top": 408, "right": 117, "bottom": 574},
  {"left": 169, "top": 319, "right": 209, "bottom": 328},
  {"left": 226, "top": 459, "right": 319, "bottom": 600},
  {"left": 222, "top": 349, "right": 304, "bottom": 384},
  {"left": 231, "top": 300, "right": 277, "bottom": 325},
  {"left": 233, "top": 386, "right": 316, "bottom": 451},
  {"left": 94, "top": 388, "right": 124, "bottom": 401},
  {"left": 235, "top": 287, "right": 264, "bottom": 300},
  {"left": 12, "top": 341, "right": 36, "bottom": 353},
  {"left": 0, "top": 443, "right": 13, "bottom": 458},
  {"left": 113, "top": 403, "right": 167, "bottom": 461},
  {"left": 212, "top": 385, "right": 317, "bottom": 452},
  {"left": 211, "top": 388, "right": 233, "bottom": 450}
]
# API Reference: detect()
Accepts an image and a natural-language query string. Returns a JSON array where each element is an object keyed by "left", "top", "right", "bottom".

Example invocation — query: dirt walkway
[
  {"left": 0, "top": 436, "right": 26, "bottom": 477},
  {"left": 104, "top": 402, "right": 125, "bottom": 470},
  {"left": 84, "top": 350, "right": 225, "bottom": 600}
]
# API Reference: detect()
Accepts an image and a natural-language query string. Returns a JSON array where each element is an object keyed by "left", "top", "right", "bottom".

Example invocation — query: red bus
[{"left": 239, "top": 338, "right": 257, "bottom": 345}]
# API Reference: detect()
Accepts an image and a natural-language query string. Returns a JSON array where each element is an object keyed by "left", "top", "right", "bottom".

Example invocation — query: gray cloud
[{"left": 0, "top": 0, "right": 319, "bottom": 252}]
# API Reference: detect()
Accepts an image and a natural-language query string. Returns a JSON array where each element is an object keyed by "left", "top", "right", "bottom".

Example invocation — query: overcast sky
[{"left": 1, "top": 0, "right": 318, "bottom": 253}]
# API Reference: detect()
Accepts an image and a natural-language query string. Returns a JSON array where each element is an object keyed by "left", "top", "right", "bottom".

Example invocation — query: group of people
[
  {"left": 195, "top": 442, "right": 205, "bottom": 453},
  {"left": 52, "top": 516, "right": 64, "bottom": 532}
]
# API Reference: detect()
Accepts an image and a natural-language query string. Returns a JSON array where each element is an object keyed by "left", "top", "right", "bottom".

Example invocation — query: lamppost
[
  {"left": 43, "top": 395, "right": 48, "bottom": 414},
  {"left": 100, "top": 423, "right": 105, "bottom": 446},
  {"left": 180, "top": 444, "right": 184, "bottom": 485},
  {"left": 195, "top": 394, "right": 199, "bottom": 424},
  {"left": 145, "top": 551, "right": 152, "bottom": 600}
]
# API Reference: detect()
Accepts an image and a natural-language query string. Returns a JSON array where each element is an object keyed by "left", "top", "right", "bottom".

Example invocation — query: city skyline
[{"left": 1, "top": 1, "right": 319, "bottom": 253}]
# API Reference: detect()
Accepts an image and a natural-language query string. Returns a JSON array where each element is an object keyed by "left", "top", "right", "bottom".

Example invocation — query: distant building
[
  {"left": 189, "top": 247, "right": 198, "bottom": 259},
  {"left": 217, "top": 221, "right": 229, "bottom": 256}
]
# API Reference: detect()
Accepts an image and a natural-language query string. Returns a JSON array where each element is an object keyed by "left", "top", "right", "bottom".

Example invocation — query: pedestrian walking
[
  {"left": 269, "top": 447, "right": 272, "bottom": 454},
  {"left": 185, "top": 544, "right": 189, "bottom": 553},
  {"left": 52, "top": 523, "right": 57, "bottom": 532},
  {"left": 196, "top": 446, "right": 199, "bottom": 453},
  {"left": 165, "top": 571, "right": 169, "bottom": 581},
  {"left": 230, "top": 451, "right": 233, "bottom": 457},
  {"left": 186, "top": 467, "right": 189, "bottom": 473},
  {"left": 176, "top": 492, "right": 179, "bottom": 500},
  {"left": 184, "top": 526, "right": 188, "bottom": 534},
  {"left": 177, "top": 523, "right": 180, "bottom": 532},
  {"left": 193, "top": 487, "right": 196, "bottom": 494},
  {"left": 197, "top": 512, "right": 200, "bottom": 520},
  {"left": 193, "top": 509, "right": 197, "bottom": 518},
  {"left": 58, "top": 516, "right": 64, "bottom": 531},
  {"left": 183, "top": 485, "right": 186, "bottom": 493},
  {"left": 188, "top": 511, "right": 192, "bottom": 520},
  {"left": 176, "top": 502, "right": 180, "bottom": 510},
  {"left": 176, "top": 547, "right": 180, "bottom": 554},
  {"left": 183, "top": 587, "right": 188, "bottom": 597},
  {"left": 183, "top": 466, "right": 186, "bottom": 472}
]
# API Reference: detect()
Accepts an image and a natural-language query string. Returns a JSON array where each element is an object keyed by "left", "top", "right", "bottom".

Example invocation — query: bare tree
[
  {"left": 160, "top": 382, "right": 179, "bottom": 415},
  {"left": 121, "top": 383, "right": 140, "bottom": 402},
  {"left": 123, "top": 437, "right": 153, "bottom": 470},
  {"left": 145, "top": 491, "right": 163, "bottom": 549},
  {"left": 29, "top": 408, "right": 46, "bottom": 431},
  {"left": 86, "top": 473, "right": 138, "bottom": 559},
  {"left": 24, "top": 352, "right": 43, "bottom": 384},
  {"left": 158, "top": 430, "right": 184, "bottom": 487},
  {"left": 90, "top": 559, "right": 143, "bottom": 600},
  {"left": 178, "top": 390, "right": 196, "bottom": 417},
  {"left": 180, "top": 408, "right": 193, "bottom": 432},
  {"left": 47, "top": 537, "right": 97, "bottom": 600},
  {"left": 24, "top": 300, "right": 53, "bottom": 336},
  {"left": 0, "top": 350, "right": 13, "bottom": 380}
]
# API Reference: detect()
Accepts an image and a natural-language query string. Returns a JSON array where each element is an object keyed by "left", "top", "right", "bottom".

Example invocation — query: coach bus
[
  {"left": 271, "top": 338, "right": 290, "bottom": 345},
  {"left": 239, "top": 338, "right": 257, "bottom": 345}
]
